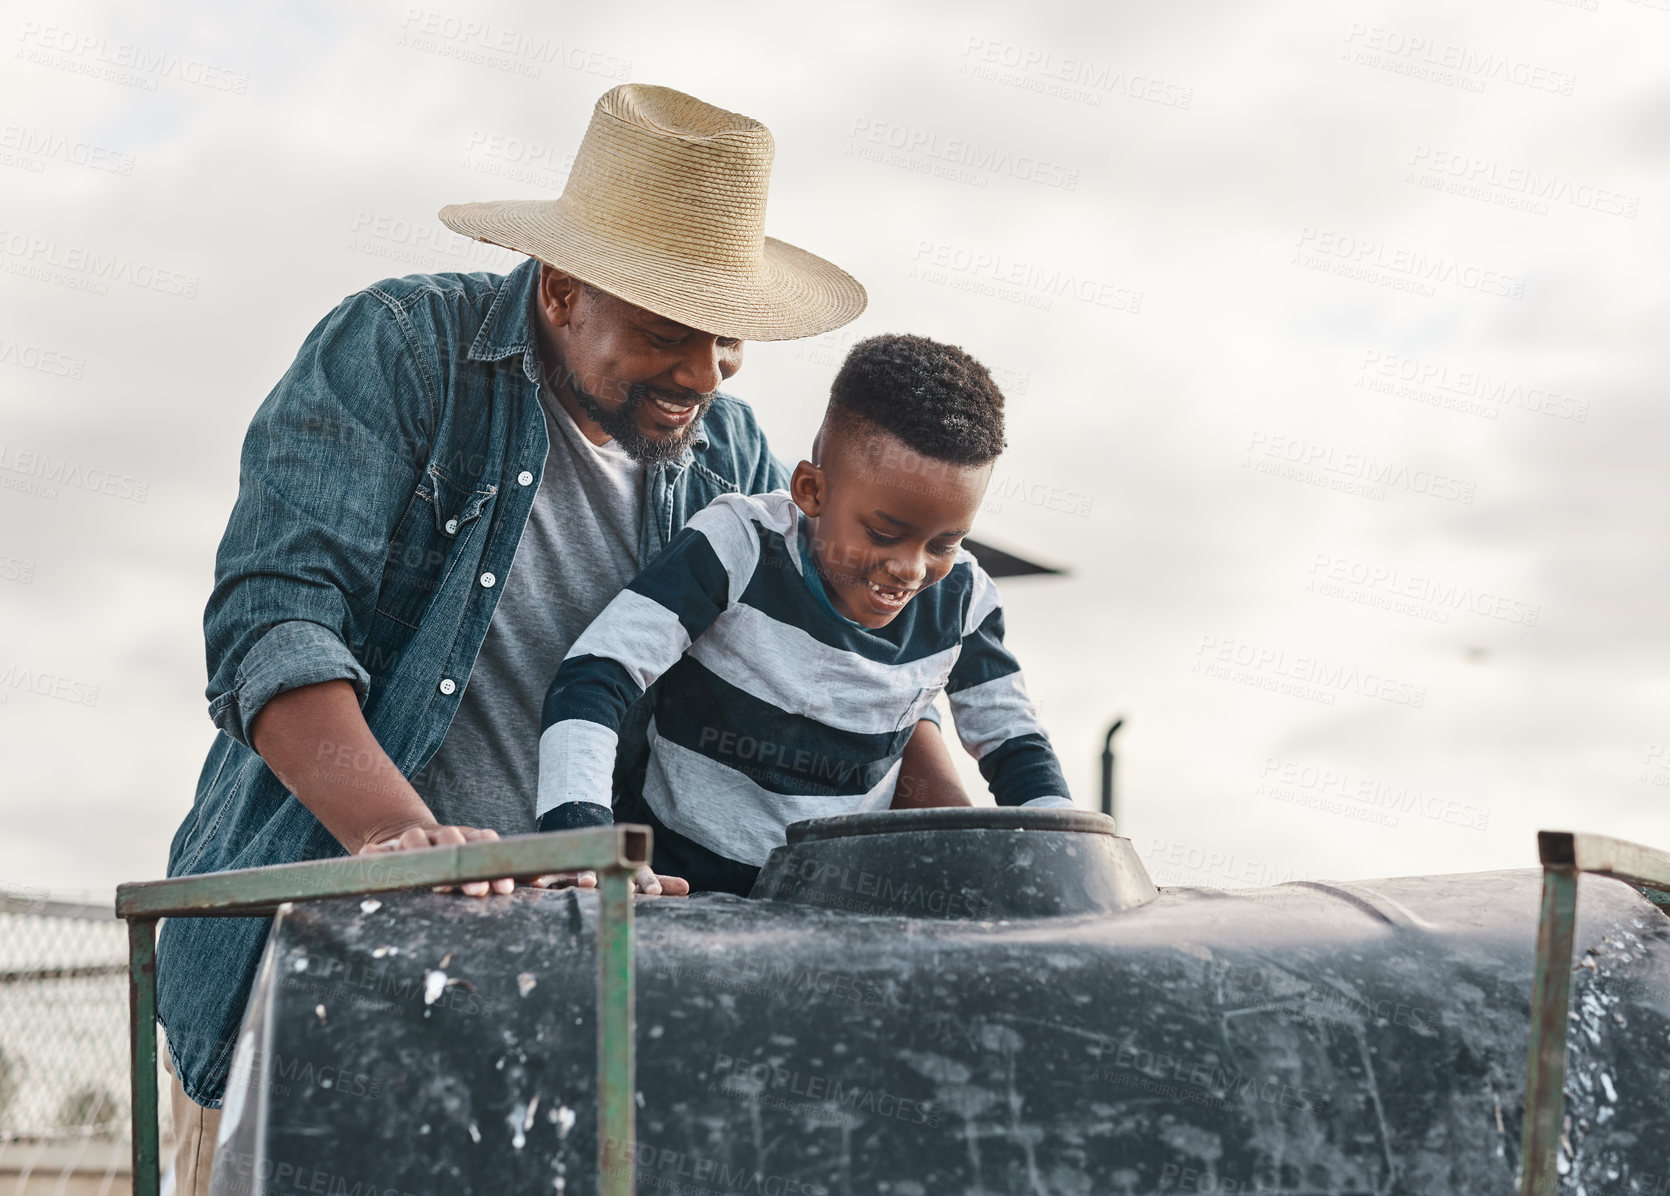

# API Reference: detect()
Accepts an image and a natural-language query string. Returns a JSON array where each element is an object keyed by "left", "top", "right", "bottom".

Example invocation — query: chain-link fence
[{"left": 0, "top": 886, "right": 174, "bottom": 1194}]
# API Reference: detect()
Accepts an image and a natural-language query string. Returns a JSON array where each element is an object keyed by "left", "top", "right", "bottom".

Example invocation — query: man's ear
[
  {"left": 789, "top": 460, "right": 825, "bottom": 517},
  {"left": 537, "top": 265, "right": 584, "bottom": 329}
]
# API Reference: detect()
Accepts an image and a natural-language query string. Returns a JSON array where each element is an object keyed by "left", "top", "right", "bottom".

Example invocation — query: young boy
[{"left": 536, "top": 333, "right": 1071, "bottom": 894}]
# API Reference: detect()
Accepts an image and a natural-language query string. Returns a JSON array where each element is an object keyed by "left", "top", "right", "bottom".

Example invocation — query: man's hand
[
  {"left": 252, "top": 681, "right": 519, "bottom": 895},
  {"left": 529, "top": 866, "right": 690, "bottom": 897},
  {"left": 358, "top": 824, "right": 515, "bottom": 897}
]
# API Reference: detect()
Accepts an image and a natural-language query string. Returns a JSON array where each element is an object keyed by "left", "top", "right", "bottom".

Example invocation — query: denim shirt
[{"left": 157, "top": 258, "right": 786, "bottom": 1105}]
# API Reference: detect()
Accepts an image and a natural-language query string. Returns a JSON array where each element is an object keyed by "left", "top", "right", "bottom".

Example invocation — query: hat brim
[{"left": 438, "top": 199, "right": 867, "bottom": 342}]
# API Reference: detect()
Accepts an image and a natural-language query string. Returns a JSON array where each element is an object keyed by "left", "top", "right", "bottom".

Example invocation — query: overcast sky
[{"left": 1, "top": 0, "right": 1666, "bottom": 901}]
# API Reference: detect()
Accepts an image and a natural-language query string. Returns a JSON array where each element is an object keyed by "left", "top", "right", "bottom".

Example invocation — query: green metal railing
[
  {"left": 1518, "top": 830, "right": 1670, "bottom": 1196},
  {"left": 114, "top": 826, "right": 650, "bottom": 1196}
]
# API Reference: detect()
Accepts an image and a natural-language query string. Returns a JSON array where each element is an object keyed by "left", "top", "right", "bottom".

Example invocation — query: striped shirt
[{"left": 537, "top": 491, "right": 1070, "bottom": 884}]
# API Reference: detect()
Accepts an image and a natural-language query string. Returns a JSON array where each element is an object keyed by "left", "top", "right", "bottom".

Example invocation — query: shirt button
[
  {"left": 517, "top": 470, "right": 534, "bottom": 487},
  {"left": 438, "top": 678, "right": 457, "bottom": 696},
  {"left": 480, "top": 572, "right": 496, "bottom": 588},
  {"left": 444, "top": 518, "right": 459, "bottom": 535}
]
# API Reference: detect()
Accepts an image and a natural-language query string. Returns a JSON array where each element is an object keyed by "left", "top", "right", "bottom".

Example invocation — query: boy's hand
[
  {"left": 528, "top": 866, "right": 690, "bottom": 897},
  {"left": 359, "top": 824, "right": 515, "bottom": 897}
]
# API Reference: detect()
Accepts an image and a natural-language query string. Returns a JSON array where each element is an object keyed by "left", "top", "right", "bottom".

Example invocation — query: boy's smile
[{"left": 791, "top": 426, "right": 992, "bottom": 628}]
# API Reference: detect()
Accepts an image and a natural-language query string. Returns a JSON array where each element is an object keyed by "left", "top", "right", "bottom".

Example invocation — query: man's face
[
  {"left": 791, "top": 429, "right": 992, "bottom": 629},
  {"left": 533, "top": 266, "right": 744, "bottom": 464}
]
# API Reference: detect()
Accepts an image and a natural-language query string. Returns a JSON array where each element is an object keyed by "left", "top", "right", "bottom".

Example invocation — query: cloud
[{"left": 2, "top": 0, "right": 1666, "bottom": 895}]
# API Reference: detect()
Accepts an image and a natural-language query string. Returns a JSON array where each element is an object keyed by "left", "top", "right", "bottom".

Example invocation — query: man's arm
[
  {"left": 204, "top": 293, "right": 530, "bottom": 889},
  {"left": 204, "top": 289, "right": 435, "bottom": 751},
  {"left": 249, "top": 680, "right": 513, "bottom": 896}
]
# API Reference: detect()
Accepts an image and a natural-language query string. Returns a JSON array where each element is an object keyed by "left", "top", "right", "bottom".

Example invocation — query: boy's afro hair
[{"left": 829, "top": 333, "right": 1006, "bottom": 466}]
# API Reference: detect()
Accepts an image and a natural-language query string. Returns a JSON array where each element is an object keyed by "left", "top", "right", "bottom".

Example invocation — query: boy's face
[{"left": 791, "top": 428, "right": 992, "bottom": 628}]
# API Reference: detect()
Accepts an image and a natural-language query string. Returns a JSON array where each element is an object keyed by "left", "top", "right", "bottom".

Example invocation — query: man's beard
[{"left": 565, "top": 377, "right": 715, "bottom": 465}]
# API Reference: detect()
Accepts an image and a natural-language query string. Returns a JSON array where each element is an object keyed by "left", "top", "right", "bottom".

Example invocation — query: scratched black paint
[{"left": 210, "top": 810, "right": 1670, "bottom": 1195}]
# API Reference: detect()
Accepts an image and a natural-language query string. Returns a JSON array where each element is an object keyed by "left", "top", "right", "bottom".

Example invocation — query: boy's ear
[{"left": 789, "top": 460, "right": 824, "bottom": 517}]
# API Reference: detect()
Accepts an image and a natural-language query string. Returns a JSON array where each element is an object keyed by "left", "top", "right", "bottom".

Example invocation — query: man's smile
[{"left": 647, "top": 394, "right": 702, "bottom": 428}]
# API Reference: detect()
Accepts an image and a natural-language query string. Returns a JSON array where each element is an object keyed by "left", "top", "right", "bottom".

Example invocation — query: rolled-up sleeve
[
  {"left": 208, "top": 620, "right": 371, "bottom": 747},
  {"left": 204, "top": 288, "right": 438, "bottom": 749}
]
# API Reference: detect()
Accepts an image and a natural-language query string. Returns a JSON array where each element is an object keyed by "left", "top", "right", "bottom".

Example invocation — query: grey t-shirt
[{"left": 410, "top": 390, "right": 643, "bottom": 831}]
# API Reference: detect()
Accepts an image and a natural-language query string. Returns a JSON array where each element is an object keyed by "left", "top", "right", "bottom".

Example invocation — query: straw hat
[{"left": 439, "top": 84, "right": 866, "bottom": 342}]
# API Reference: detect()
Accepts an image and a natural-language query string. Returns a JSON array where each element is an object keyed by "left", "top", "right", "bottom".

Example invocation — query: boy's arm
[
  {"left": 892, "top": 718, "right": 972, "bottom": 808},
  {"left": 538, "top": 499, "right": 758, "bottom": 830},
  {"left": 945, "top": 566, "right": 1073, "bottom": 808}
]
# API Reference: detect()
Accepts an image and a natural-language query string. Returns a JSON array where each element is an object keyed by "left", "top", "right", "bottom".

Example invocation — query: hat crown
[
  {"left": 601, "top": 83, "right": 770, "bottom": 144},
  {"left": 562, "top": 84, "right": 775, "bottom": 274}
]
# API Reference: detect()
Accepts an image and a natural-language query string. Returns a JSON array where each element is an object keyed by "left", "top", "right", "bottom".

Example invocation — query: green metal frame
[
  {"left": 114, "top": 826, "right": 650, "bottom": 1196},
  {"left": 1518, "top": 830, "right": 1670, "bottom": 1196}
]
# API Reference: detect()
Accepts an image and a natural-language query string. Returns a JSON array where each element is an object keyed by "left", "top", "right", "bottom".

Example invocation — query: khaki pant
[{"left": 164, "top": 1054, "right": 222, "bottom": 1196}]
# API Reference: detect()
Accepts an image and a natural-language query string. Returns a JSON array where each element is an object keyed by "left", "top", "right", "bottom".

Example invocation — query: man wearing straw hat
[{"left": 155, "top": 83, "right": 968, "bottom": 1192}]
